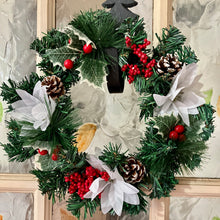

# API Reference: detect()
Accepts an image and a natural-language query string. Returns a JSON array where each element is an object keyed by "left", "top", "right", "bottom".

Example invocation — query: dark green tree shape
[{"left": 102, "top": 0, "right": 138, "bottom": 23}]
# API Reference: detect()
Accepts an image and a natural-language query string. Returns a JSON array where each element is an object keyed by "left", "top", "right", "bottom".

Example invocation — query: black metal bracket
[{"left": 102, "top": 0, "right": 138, "bottom": 93}]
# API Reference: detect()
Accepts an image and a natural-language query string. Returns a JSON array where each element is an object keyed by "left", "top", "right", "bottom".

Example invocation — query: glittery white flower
[
  {"left": 153, "top": 63, "right": 205, "bottom": 126},
  {"left": 11, "top": 81, "right": 56, "bottom": 132}
]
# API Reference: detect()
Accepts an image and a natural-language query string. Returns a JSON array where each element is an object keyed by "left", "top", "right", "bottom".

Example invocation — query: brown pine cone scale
[
  {"left": 156, "top": 53, "right": 182, "bottom": 80},
  {"left": 42, "top": 75, "right": 65, "bottom": 99},
  {"left": 121, "top": 157, "right": 146, "bottom": 184}
]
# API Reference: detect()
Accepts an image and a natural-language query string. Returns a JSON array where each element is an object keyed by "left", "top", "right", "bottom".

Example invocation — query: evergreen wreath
[{"left": 0, "top": 9, "right": 215, "bottom": 219}]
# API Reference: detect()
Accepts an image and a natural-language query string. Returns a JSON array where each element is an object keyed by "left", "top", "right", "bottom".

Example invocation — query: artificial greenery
[
  {"left": 0, "top": 8, "right": 216, "bottom": 220},
  {"left": 30, "top": 29, "right": 80, "bottom": 91},
  {"left": 0, "top": 72, "right": 42, "bottom": 107},
  {"left": 137, "top": 114, "right": 211, "bottom": 198},
  {"left": 99, "top": 143, "right": 128, "bottom": 170},
  {"left": 1, "top": 119, "right": 37, "bottom": 162}
]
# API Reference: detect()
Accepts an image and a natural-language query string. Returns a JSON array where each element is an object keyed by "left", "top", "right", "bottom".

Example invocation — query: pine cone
[
  {"left": 121, "top": 157, "right": 146, "bottom": 184},
  {"left": 156, "top": 54, "right": 182, "bottom": 80},
  {"left": 42, "top": 75, "right": 65, "bottom": 99}
]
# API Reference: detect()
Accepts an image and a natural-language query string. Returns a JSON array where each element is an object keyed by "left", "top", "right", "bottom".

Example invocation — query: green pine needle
[{"left": 99, "top": 143, "right": 128, "bottom": 170}]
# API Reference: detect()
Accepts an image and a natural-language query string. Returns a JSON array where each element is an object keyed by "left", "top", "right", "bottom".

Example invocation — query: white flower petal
[
  {"left": 153, "top": 63, "right": 205, "bottom": 125},
  {"left": 11, "top": 81, "right": 56, "bottom": 131}
]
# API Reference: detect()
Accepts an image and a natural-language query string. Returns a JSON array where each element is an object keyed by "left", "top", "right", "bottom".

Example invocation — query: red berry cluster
[
  {"left": 122, "top": 37, "right": 156, "bottom": 84},
  {"left": 65, "top": 166, "right": 109, "bottom": 200},
  {"left": 169, "top": 125, "right": 186, "bottom": 142}
]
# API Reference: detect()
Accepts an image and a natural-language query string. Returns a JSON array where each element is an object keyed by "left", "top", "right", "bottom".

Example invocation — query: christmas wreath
[{"left": 0, "top": 9, "right": 215, "bottom": 219}]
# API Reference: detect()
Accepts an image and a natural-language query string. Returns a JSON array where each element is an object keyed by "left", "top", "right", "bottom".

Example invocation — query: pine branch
[
  {"left": 31, "top": 169, "right": 68, "bottom": 202},
  {"left": 67, "top": 194, "right": 100, "bottom": 220},
  {"left": 0, "top": 72, "right": 42, "bottom": 106},
  {"left": 154, "top": 26, "right": 186, "bottom": 59},
  {"left": 1, "top": 119, "right": 37, "bottom": 162},
  {"left": 139, "top": 95, "right": 156, "bottom": 120},
  {"left": 99, "top": 143, "right": 128, "bottom": 170},
  {"left": 30, "top": 29, "right": 69, "bottom": 56},
  {"left": 177, "top": 46, "right": 198, "bottom": 64},
  {"left": 133, "top": 68, "right": 171, "bottom": 95}
]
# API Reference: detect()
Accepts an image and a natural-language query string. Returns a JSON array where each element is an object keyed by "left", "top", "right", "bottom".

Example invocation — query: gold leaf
[{"left": 76, "top": 123, "right": 97, "bottom": 152}]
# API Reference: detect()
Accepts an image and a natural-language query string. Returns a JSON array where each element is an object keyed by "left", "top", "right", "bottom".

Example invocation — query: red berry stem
[
  {"left": 122, "top": 37, "right": 157, "bottom": 84},
  {"left": 65, "top": 166, "right": 109, "bottom": 200}
]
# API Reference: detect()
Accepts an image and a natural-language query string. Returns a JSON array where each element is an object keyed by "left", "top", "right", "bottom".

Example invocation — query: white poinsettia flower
[
  {"left": 153, "top": 63, "right": 205, "bottom": 126},
  {"left": 11, "top": 81, "right": 56, "bottom": 132},
  {"left": 84, "top": 155, "right": 140, "bottom": 216}
]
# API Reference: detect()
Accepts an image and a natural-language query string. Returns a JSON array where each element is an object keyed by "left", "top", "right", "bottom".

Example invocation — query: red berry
[
  {"left": 38, "top": 149, "right": 48, "bottom": 155},
  {"left": 51, "top": 153, "right": 58, "bottom": 161},
  {"left": 68, "top": 39, "right": 71, "bottom": 44},
  {"left": 174, "top": 125, "right": 185, "bottom": 134},
  {"left": 83, "top": 44, "right": 93, "bottom": 54},
  {"left": 178, "top": 134, "right": 186, "bottom": 142},
  {"left": 169, "top": 131, "right": 179, "bottom": 141},
  {"left": 64, "top": 59, "right": 73, "bottom": 69}
]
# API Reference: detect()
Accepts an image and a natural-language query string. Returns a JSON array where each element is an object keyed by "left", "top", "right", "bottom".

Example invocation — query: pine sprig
[
  {"left": 0, "top": 72, "right": 42, "bottom": 106},
  {"left": 1, "top": 119, "right": 37, "bottom": 162},
  {"left": 30, "top": 29, "right": 69, "bottom": 55},
  {"left": 118, "top": 17, "right": 147, "bottom": 45},
  {"left": 139, "top": 95, "right": 156, "bottom": 120},
  {"left": 177, "top": 46, "right": 198, "bottom": 64},
  {"left": 67, "top": 194, "right": 100, "bottom": 220},
  {"left": 99, "top": 143, "right": 128, "bottom": 170},
  {"left": 133, "top": 68, "right": 171, "bottom": 95},
  {"left": 154, "top": 26, "right": 186, "bottom": 59},
  {"left": 31, "top": 169, "right": 68, "bottom": 202}
]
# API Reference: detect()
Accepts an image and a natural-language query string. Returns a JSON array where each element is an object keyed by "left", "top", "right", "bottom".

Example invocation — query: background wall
[
  {"left": 0, "top": 0, "right": 36, "bottom": 219},
  {"left": 170, "top": 0, "right": 220, "bottom": 219}
]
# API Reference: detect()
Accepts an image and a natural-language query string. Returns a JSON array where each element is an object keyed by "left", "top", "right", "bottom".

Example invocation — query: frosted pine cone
[
  {"left": 121, "top": 157, "right": 146, "bottom": 184},
  {"left": 156, "top": 54, "right": 182, "bottom": 80},
  {"left": 42, "top": 75, "right": 65, "bottom": 99}
]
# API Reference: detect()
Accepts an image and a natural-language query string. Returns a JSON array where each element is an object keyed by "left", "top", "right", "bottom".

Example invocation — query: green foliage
[
  {"left": 99, "top": 143, "right": 128, "bottom": 170},
  {"left": 46, "top": 46, "right": 80, "bottom": 68},
  {"left": 1, "top": 119, "right": 37, "bottom": 162},
  {"left": 118, "top": 17, "right": 147, "bottom": 45},
  {"left": 30, "top": 29, "right": 80, "bottom": 91},
  {"left": 137, "top": 114, "right": 208, "bottom": 198},
  {"left": 69, "top": 10, "right": 124, "bottom": 87},
  {"left": 122, "top": 188, "right": 148, "bottom": 215},
  {"left": 176, "top": 45, "right": 198, "bottom": 64},
  {"left": 31, "top": 169, "right": 67, "bottom": 202},
  {"left": 70, "top": 10, "right": 122, "bottom": 49},
  {"left": 67, "top": 194, "right": 100, "bottom": 220},
  {"left": 133, "top": 68, "right": 171, "bottom": 95},
  {"left": 197, "top": 104, "right": 215, "bottom": 141},
  {"left": 81, "top": 56, "right": 107, "bottom": 87},
  {"left": 0, "top": 72, "right": 42, "bottom": 106},
  {"left": 30, "top": 29, "right": 69, "bottom": 55},
  {"left": 19, "top": 96, "right": 81, "bottom": 151},
  {"left": 139, "top": 95, "right": 156, "bottom": 120},
  {"left": 154, "top": 26, "right": 186, "bottom": 58}
]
